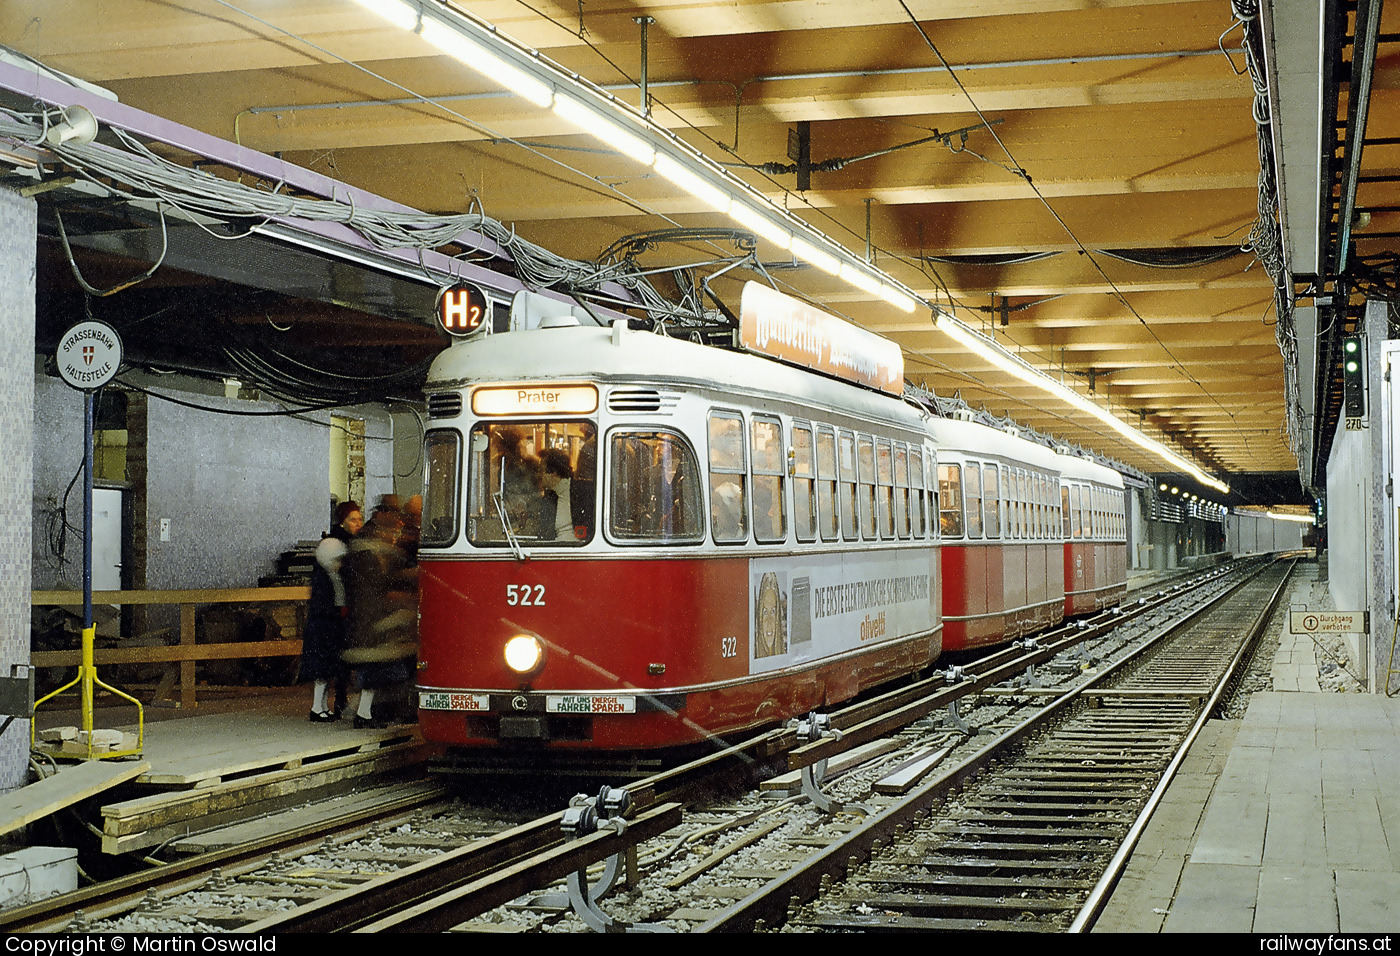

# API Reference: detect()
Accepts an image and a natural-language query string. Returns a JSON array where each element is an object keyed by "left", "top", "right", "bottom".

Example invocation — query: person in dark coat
[
  {"left": 342, "top": 510, "right": 418, "bottom": 729},
  {"left": 301, "top": 501, "right": 362, "bottom": 722}
]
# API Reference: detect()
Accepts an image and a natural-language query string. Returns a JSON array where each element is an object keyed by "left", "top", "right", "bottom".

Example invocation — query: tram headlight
[{"left": 504, "top": 634, "right": 545, "bottom": 677}]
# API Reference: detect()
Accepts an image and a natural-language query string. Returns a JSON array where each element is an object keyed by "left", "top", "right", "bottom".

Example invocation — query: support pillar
[{"left": 0, "top": 187, "right": 37, "bottom": 791}]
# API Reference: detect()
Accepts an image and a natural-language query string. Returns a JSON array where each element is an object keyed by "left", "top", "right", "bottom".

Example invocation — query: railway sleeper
[
  {"left": 919, "top": 840, "right": 1115, "bottom": 858},
  {"left": 856, "top": 872, "right": 1096, "bottom": 894},
  {"left": 799, "top": 912, "right": 1059, "bottom": 932}
]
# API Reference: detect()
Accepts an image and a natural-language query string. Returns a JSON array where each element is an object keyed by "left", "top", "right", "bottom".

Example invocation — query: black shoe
[
  {"left": 309, "top": 710, "right": 337, "bottom": 723},
  {"left": 353, "top": 715, "right": 387, "bottom": 730}
]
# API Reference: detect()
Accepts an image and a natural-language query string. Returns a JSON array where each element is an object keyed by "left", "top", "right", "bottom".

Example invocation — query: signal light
[{"left": 1343, "top": 336, "right": 1366, "bottom": 418}]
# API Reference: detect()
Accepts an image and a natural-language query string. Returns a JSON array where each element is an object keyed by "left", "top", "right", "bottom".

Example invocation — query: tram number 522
[{"left": 506, "top": 584, "right": 546, "bottom": 606}]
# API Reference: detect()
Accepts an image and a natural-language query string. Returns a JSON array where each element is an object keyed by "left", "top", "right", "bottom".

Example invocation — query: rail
[{"left": 30, "top": 587, "right": 308, "bottom": 709}]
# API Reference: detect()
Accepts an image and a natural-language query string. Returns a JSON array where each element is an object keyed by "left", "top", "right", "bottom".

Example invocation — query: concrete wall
[
  {"left": 1227, "top": 513, "right": 1307, "bottom": 555},
  {"left": 1324, "top": 301, "right": 1390, "bottom": 690},
  {"left": 1325, "top": 423, "right": 1369, "bottom": 673},
  {"left": 31, "top": 372, "right": 398, "bottom": 593},
  {"left": 0, "top": 188, "right": 35, "bottom": 792}
]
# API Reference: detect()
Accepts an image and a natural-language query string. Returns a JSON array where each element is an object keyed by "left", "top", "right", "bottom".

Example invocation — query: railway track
[
  {"left": 4, "top": 558, "right": 1288, "bottom": 933},
  {"left": 706, "top": 556, "right": 1294, "bottom": 932}
]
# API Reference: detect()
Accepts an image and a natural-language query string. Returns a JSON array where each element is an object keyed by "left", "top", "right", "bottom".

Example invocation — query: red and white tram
[
  {"left": 931, "top": 418, "right": 1069, "bottom": 652},
  {"left": 415, "top": 284, "right": 942, "bottom": 751},
  {"left": 413, "top": 281, "right": 1128, "bottom": 755},
  {"left": 1057, "top": 452, "right": 1128, "bottom": 615}
]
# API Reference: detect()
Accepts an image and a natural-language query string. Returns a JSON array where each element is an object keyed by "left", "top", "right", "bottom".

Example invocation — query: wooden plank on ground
[
  {"left": 0, "top": 760, "right": 150, "bottom": 838},
  {"left": 167, "top": 781, "right": 448, "bottom": 854},
  {"left": 873, "top": 745, "right": 953, "bottom": 795},
  {"left": 101, "top": 740, "right": 427, "bottom": 854},
  {"left": 141, "top": 726, "right": 418, "bottom": 787},
  {"left": 759, "top": 739, "right": 904, "bottom": 793}
]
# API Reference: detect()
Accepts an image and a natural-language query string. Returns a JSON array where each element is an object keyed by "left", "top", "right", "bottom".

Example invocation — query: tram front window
[
  {"left": 465, "top": 421, "right": 596, "bottom": 546},
  {"left": 422, "top": 429, "right": 461, "bottom": 548}
]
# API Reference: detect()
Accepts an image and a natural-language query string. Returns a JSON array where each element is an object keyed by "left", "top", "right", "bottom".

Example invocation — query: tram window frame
[
  {"left": 792, "top": 422, "right": 817, "bottom": 543},
  {"left": 463, "top": 420, "right": 598, "bottom": 547},
  {"left": 708, "top": 410, "right": 749, "bottom": 545},
  {"left": 606, "top": 428, "right": 704, "bottom": 543},
  {"left": 1024, "top": 470, "right": 1036, "bottom": 537},
  {"left": 817, "top": 426, "right": 840, "bottom": 542},
  {"left": 894, "top": 443, "right": 911, "bottom": 539},
  {"left": 1002, "top": 468, "right": 1014, "bottom": 540},
  {"left": 876, "top": 438, "right": 895, "bottom": 539},
  {"left": 984, "top": 463, "right": 1001, "bottom": 539},
  {"left": 964, "top": 458, "right": 983, "bottom": 539},
  {"left": 421, "top": 428, "right": 462, "bottom": 549},
  {"left": 1061, "top": 484, "right": 1072, "bottom": 539},
  {"left": 910, "top": 446, "right": 927, "bottom": 538},
  {"left": 1028, "top": 471, "right": 1039, "bottom": 538},
  {"left": 1035, "top": 473, "right": 1045, "bottom": 538},
  {"left": 938, "top": 462, "right": 964, "bottom": 538},
  {"left": 838, "top": 430, "right": 859, "bottom": 541},
  {"left": 751, "top": 415, "right": 787, "bottom": 544},
  {"left": 857, "top": 435, "right": 877, "bottom": 540}
]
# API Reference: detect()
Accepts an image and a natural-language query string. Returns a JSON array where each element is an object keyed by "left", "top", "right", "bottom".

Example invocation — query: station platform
[
  {"left": 13, "top": 688, "right": 429, "bottom": 855},
  {"left": 1097, "top": 560, "right": 1397, "bottom": 933}
]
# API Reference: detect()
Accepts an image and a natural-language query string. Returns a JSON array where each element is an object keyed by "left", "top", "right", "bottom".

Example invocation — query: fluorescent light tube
[
  {"left": 350, "top": 0, "right": 419, "bottom": 32},
  {"left": 418, "top": 18, "right": 554, "bottom": 108},
  {"left": 653, "top": 153, "right": 731, "bottom": 212},
  {"left": 553, "top": 95, "right": 655, "bottom": 165},
  {"left": 728, "top": 201, "right": 793, "bottom": 249},
  {"left": 790, "top": 236, "right": 842, "bottom": 276}
]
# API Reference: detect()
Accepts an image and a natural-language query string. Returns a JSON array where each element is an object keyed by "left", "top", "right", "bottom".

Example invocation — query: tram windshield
[{"left": 464, "top": 421, "right": 597, "bottom": 546}]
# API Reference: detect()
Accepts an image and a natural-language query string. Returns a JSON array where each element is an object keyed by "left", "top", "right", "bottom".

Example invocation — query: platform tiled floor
[{"left": 1097, "top": 564, "right": 1397, "bottom": 933}]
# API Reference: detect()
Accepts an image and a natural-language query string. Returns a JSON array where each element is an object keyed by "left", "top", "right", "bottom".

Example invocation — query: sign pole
[
  {"left": 34, "top": 318, "right": 144, "bottom": 759},
  {"left": 81, "top": 388, "right": 95, "bottom": 746}
]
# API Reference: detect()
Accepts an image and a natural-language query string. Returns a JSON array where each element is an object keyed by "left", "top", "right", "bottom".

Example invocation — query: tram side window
[
  {"left": 1042, "top": 475, "right": 1052, "bottom": 538},
  {"left": 1030, "top": 474, "right": 1039, "bottom": 538},
  {"left": 751, "top": 416, "right": 787, "bottom": 543},
  {"left": 964, "top": 460, "right": 983, "bottom": 538},
  {"left": 839, "top": 431, "right": 859, "bottom": 540},
  {"left": 421, "top": 429, "right": 461, "bottom": 548},
  {"left": 857, "top": 436, "right": 877, "bottom": 540},
  {"left": 1080, "top": 485, "right": 1092, "bottom": 539},
  {"left": 894, "top": 443, "right": 911, "bottom": 539},
  {"left": 608, "top": 430, "right": 703, "bottom": 541},
  {"left": 792, "top": 424, "right": 817, "bottom": 543},
  {"left": 1061, "top": 484, "right": 1072, "bottom": 539},
  {"left": 984, "top": 464, "right": 1001, "bottom": 538},
  {"left": 709, "top": 412, "right": 749, "bottom": 544},
  {"left": 876, "top": 439, "right": 895, "bottom": 539},
  {"left": 938, "top": 463, "right": 963, "bottom": 538},
  {"left": 910, "top": 447, "right": 927, "bottom": 538},
  {"left": 1024, "top": 470, "right": 1036, "bottom": 537},
  {"left": 817, "top": 427, "right": 840, "bottom": 541},
  {"left": 1003, "top": 470, "right": 1015, "bottom": 540}
]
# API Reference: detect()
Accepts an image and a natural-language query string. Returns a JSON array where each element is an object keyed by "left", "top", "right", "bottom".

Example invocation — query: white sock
[
  {"left": 357, "top": 689, "right": 375, "bottom": 719},
  {"left": 312, "top": 681, "right": 329, "bottom": 714}
]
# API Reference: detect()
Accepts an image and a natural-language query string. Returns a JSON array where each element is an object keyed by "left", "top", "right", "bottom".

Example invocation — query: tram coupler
[
  {"left": 790, "top": 712, "right": 875, "bottom": 817},
  {"left": 554, "top": 786, "right": 670, "bottom": 933}
]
